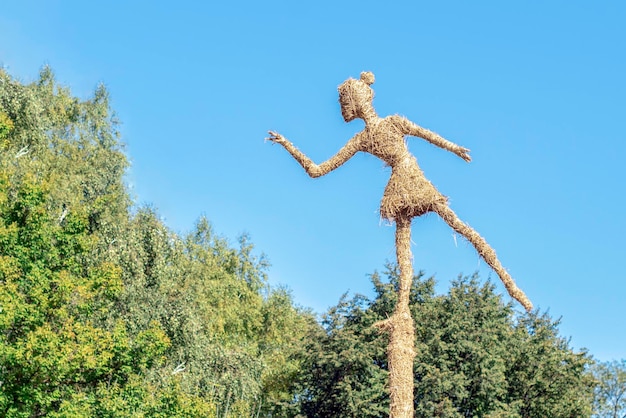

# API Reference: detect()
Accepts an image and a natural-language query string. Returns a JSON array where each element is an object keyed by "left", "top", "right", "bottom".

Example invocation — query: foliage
[
  {"left": 0, "top": 175, "right": 171, "bottom": 416},
  {"left": 0, "top": 67, "right": 312, "bottom": 416},
  {"left": 111, "top": 211, "right": 313, "bottom": 416},
  {"left": 0, "top": 111, "right": 13, "bottom": 141},
  {"left": 592, "top": 360, "right": 626, "bottom": 418},
  {"left": 293, "top": 265, "right": 596, "bottom": 417},
  {"left": 296, "top": 293, "right": 389, "bottom": 418}
]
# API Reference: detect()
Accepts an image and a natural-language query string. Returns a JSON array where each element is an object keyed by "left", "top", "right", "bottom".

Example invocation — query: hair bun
[{"left": 360, "top": 71, "right": 375, "bottom": 86}]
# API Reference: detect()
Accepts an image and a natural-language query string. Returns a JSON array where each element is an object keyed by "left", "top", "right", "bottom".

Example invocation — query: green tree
[
  {"left": 592, "top": 360, "right": 626, "bottom": 418},
  {"left": 0, "top": 110, "right": 13, "bottom": 141},
  {"left": 0, "top": 67, "right": 221, "bottom": 416},
  {"left": 297, "top": 293, "right": 389, "bottom": 418},
  {"left": 1, "top": 66, "right": 316, "bottom": 416},
  {"left": 111, "top": 211, "right": 313, "bottom": 416},
  {"left": 0, "top": 66, "right": 129, "bottom": 265},
  {"left": 504, "top": 312, "right": 595, "bottom": 417},
  {"left": 0, "top": 176, "right": 171, "bottom": 416},
  {"left": 294, "top": 265, "right": 595, "bottom": 417}
]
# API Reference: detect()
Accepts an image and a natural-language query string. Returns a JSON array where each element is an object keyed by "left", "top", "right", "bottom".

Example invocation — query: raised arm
[
  {"left": 267, "top": 131, "right": 360, "bottom": 178},
  {"left": 393, "top": 116, "right": 471, "bottom": 162}
]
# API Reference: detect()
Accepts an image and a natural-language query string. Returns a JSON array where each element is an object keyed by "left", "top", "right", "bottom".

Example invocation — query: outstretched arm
[
  {"left": 394, "top": 116, "right": 471, "bottom": 162},
  {"left": 267, "top": 131, "right": 360, "bottom": 178}
]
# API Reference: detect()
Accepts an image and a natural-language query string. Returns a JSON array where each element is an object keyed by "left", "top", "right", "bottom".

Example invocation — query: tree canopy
[
  {"left": 592, "top": 360, "right": 626, "bottom": 418},
  {"left": 0, "top": 67, "right": 312, "bottom": 417},
  {"left": 294, "top": 266, "right": 596, "bottom": 417}
]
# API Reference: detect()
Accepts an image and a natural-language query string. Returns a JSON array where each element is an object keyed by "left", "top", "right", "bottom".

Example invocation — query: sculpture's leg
[
  {"left": 395, "top": 216, "right": 413, "bottom": 310},
  {"left": 435, "top": 204, "right": 533, "bottom": 311},
  {"left": 376, "top": 215, "right": 415, "bottom": 418}
]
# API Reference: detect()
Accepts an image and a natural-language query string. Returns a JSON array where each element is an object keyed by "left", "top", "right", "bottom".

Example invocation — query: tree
[
  {"left": 504, "top": 313, "right": 595, "bottom": 417},
  {"left": 0, "top": 175, "right": 174, "bottom": 416},
  {"left": 0, "top": 67, "right": 215, "bottom": 416},
  {"left": 112, "top": 212, "right": 314, "bottom": 416},
  {"left": 297, "top": 293, "right": 389, "bottom": 418},
  {"left": 593, "top": 360, "right": 626, "bottom": 418},
  {"left": 1, "top": 66, "right": 316, "bottom": 416},
  {"left": 294, "top": 265, "right": 595, "bottom": 417}
]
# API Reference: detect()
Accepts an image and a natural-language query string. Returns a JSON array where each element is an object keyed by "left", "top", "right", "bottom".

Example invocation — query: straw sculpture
[{"left": 267, "top": 71, "right": 532, "bottom": 418}]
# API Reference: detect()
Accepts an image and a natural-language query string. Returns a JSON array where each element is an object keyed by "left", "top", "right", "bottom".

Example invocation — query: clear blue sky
[{"left": 2, "top": 1, "right": 625, "bottom": 361}]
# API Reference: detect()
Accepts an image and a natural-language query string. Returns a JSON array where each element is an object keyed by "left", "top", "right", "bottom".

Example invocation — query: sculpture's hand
[
  {"left": 456, "top": 146, "right": 471, "bottom": 162},
  {"left": 267, "top": 131, "right": 287, "bottom": 145}
]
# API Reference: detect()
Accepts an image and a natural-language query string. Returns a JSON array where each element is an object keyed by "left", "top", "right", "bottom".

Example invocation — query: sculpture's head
[{"left": 338, "top": 71, "right": 375, "bottom": 122}]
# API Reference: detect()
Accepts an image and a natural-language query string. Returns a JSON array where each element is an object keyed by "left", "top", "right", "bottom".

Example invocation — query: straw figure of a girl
[{"left": 267, "top": 71, "right": 532, "bottom": 418}]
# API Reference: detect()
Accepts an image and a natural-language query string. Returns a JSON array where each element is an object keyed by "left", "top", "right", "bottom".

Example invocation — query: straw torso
[{"left": 359, "top": 115, "right": 448, "bottom": 221}]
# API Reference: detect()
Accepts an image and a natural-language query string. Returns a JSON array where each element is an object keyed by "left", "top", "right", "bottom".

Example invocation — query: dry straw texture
[
  {"left": 374, "top": 217, "right": 416, "bottom": 418},
  {"left": 268, "top": 71, "right": 533, "bottom": 417}
]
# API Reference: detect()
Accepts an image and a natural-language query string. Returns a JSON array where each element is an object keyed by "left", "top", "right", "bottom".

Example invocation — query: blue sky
[{"left": 2, "top": 1, "right": 625, "bottom": 361}]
